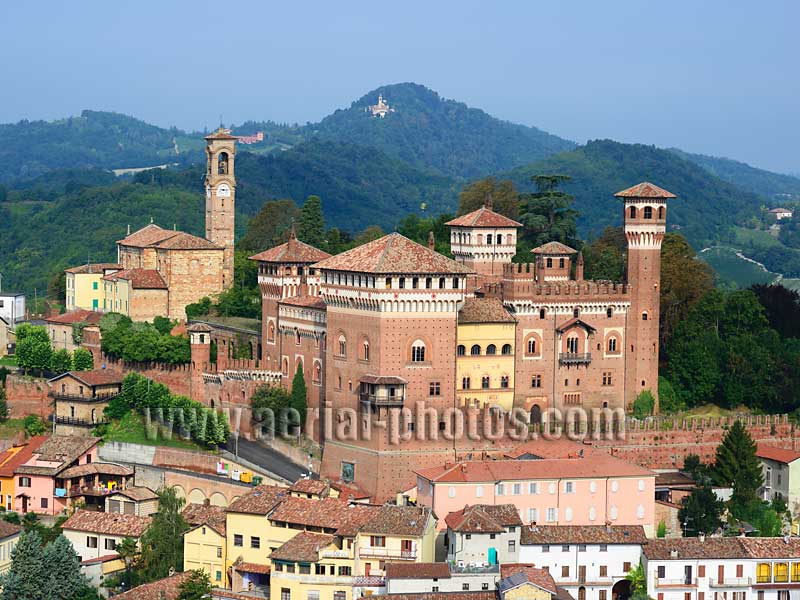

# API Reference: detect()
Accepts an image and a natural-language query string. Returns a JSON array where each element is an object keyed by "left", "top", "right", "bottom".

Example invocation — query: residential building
[
  {"left": 416, "top": 455, "right": 656, "bottom": 536},
  {"left": 62, "top": 509, "right": 151, "bottom": 563},
  {"left": 289, "top": 477, "right": 333, "bottom": 500},
  {"left": 0, "top": 291, "right": 25, "bottom": 325},
  {"left": 45, "top": 309, "right": 103, "bottom": 352},
  {"left": 58, "top": 461, "right": 135, "bottom": 511},
  {"left": 64, "top": 263, "right": 120, "bottom": 312},
  {"left": 105, "top": 486, "right": 160, "bottom": 516},
  {"left": 498, "top": 564, "right": 576, "bottom": 600},
  {"left": 385, "top": 562, "right": 499, "bottom": 595},
  {"left": 48, "top": 370, "right": 122, "bottom": 435},
  {"left": 643, "top": 536, "right": 800, "bottom": 600},
  {"left": 0, "top": 316, "right": 11, "bottom": 356},
  {"left": 183, "top": 502, "right": 228, "bottom": 587},
  {"left": 757, "top": 444, "right": 800, "bottom": 525},
  {"left": 111, "top": 572, "right": 193, "bottom": 600},
  {"left": 770, "top": 208, "right": 793, "bottom": 220},
  {"left": 0, "top": 437, "right": 48, "bottom": 512},
  {"left": 445, "top": 504, "right": 522, "bottom": 566},
  {"left": 0, "top": 521, "right": 21, "bottom": 575},
  {"left": 519, "top": 525, "right": 647, "bottom": 600},
  {"left": 13, "top": 435, "right": 99, "bottom": 515}
]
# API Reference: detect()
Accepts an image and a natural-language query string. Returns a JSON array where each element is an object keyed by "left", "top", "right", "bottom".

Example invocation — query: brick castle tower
[
  {"left": 204, "top": 128, "right": 237, "bottom": 289},
  {"left": 616, "top": 182, "right": 675, "bottom": 410}
]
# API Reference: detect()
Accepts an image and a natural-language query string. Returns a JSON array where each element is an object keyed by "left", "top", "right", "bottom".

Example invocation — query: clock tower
[{"left": 205, "top": 128, "right": 237, "bottom": 289}]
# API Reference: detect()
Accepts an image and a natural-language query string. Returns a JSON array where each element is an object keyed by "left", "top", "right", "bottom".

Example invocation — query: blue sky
[{"left": 3, "top": 1, "right": 798, "bottom": 173}]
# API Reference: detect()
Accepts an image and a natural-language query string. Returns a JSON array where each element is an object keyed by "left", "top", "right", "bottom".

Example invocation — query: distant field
[
  {"left": 699, "top": 246, "right": 776, "bottom": 288},
  {"left": 733, "top": 226, "right": 782, "bottom": 248}
]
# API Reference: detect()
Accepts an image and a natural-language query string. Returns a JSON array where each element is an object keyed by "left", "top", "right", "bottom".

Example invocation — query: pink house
[
  {"left": 14, "top": 436, "right": 100, "bottom": 515},
  {"left": 415, "top": 454, "right": 656, "bottom": 537}
]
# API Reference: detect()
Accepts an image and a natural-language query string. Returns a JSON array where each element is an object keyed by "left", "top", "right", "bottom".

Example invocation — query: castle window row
[
  {"left": 457, "top": 343, "right": 513, "bottom": 356},
  {"left": 320, "top": 271, "right": 462, "bottom": 291},
  {"left": 627, "top": 205, "right": 665, "bottom": 220},
  {"left": 460, "top": 375, "right": 511, "bottom": 390},
  {"left": 452, "top": 231, "right": 515, "bottom": 246}
]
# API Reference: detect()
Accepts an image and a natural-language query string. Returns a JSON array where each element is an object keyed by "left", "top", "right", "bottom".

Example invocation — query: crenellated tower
[
  {"left": 205, "top": 128, "right": 237, "bottom": 289},
  {"left": 616, "top": 182, "right": 675, "bottom": 411}
]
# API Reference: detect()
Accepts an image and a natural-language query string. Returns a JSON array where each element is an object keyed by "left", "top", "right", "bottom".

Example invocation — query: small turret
[
  {"left": 576, "top": 251, "right": 584, "bottom": 281},
  {"left": 427, "top": 231, "right": 435, "bottom": 251}
]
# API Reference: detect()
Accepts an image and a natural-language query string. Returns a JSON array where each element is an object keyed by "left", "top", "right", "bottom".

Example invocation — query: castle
[
  {"left": 243, "top": 180, "right": 673, "bottom": 499},
  {"left": 65, "top": 128, "right": 237, "bottom": 320}
]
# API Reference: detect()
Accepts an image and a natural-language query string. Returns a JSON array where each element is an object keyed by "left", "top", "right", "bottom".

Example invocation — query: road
[{"left": 226, "top": 435, "right": 309, "bottom": 483}]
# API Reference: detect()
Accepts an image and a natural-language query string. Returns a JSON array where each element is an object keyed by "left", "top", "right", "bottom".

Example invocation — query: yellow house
[
  {"left": 498, "top": 565, "right": 563, "bottom": 600},
  {"left": 457, "top": 297, "right": 516, "bottom": 411},
  {"left": 182, "top": 503, "right": 228, "bottom": 587},
  {"left": 0, "top": 521, "right": 21, "bottom": 573},
  {"left": 65, "top": 263, "right": 120, "bottom": 312},
  {"left": 0, "top": 436, "right": 48, "bottom": 511}
]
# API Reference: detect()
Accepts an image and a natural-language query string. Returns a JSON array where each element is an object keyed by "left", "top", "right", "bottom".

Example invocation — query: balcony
[
  {"left": 352, "top": 576, "right": 386, "bottom": 587},
  {"left": 320, "top": 549, "right": 351, "bottom": 559},
  {"left": 51, "top": 415, "right": 109, "bottom": 427},
  {"left": 359, "top": 393, "right": 405, "bottom": 407},
  {"left": 709, "top": 577, "right": 752, "bottom": 587},
  {"left": 49, "top": 392, "right": 119, "bottom": 403},
  {"left": 654, "top": 578, "right": 697, "bottom": 588},
  {"left": 450, "top": 562, "right": 500, "bottom": 575},
  {"left": 559, "top": 352, "right": 592, "bottom": 365},
  {"left": 359, "top": 547, "right": 416, "bottom": 560}
]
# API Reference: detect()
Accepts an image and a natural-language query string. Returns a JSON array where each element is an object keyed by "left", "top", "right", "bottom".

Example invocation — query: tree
[
  {"left": 297, "top": 195, "right": 326, "bottom": 248},
  {"left": 678, "top": 484, "right": 724, "bottom": 536},
  {"left": 0, "top": 529, "right": 46, "bottom": 600},
  {"left": 290, "top": 364, "right": 308, "bottom": 430},
  {"left": 237, "top": 198, "right": 299, "bottom": 254},
  {"left": 137, "top": 486, "right": 188, "bottom": 582},
  {"left": 15, "top": 324, "right": 52, "bottom": 373},
  {"left": 657, "top": 376, "right": 684, "bottom": 414},
  {"left": 751, "top": 284, "right": 800, "bottom": 338},
  {"left": 632, "top": 390, "right": 655, "bottom": 418},
  {"left": 116, "top": 537, "right": 140, "bottom": 590},
  {"left": 0, "top": 388, "right": 8, "bottom": 423},
  {"left": 50, "top": 349, "right": 73, "bottom": 375},
  {"left": 353, "top": 225, "right": 385, "bottom": 245},
  {"left": 518, "top": 175, "right": 579, "bottom": 250},
  {"left": 625, "top": 561, "right": 646, "bottom": 595},
  {"left": 152, "top": 316, "right": 173, "bottom": 336},
  {"left": 457, "top": 177, "right": 520, "bottom": 220},
  {"left": 251, "top": 384, "right": 292, "bottom": 433},
  {"left": 23, "top": 415, "right": 47, "bottom": 436},
  {"left": 582, "top": 227, "right": 626, "bottom": 281},
  {"left": 71, "top": 348, "right": 94, "bottom": 371},
  {"left": 42, "top": 534, "right": 88, "bottom": 599},
  {"left": 656, "top": 520, "right": 667, "bottom": 538},
  {"left": 713, "top": 420, "right": 763, "bottom": 510},
  {"left": 177, "top": 570, "right": 212, "bottom": 600}
]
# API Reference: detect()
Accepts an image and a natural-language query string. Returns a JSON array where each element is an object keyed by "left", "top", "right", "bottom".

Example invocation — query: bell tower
[
  {"left": 205, "top": 128, "right": 237, "bottom": 289},
  {"left": 615, "top": 181, "right": 675, "bottom": 412}
]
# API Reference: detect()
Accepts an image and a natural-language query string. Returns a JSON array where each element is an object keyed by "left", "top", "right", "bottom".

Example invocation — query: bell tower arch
[{"left": 205, "top": 128, "right": 237, "bottom": 289}]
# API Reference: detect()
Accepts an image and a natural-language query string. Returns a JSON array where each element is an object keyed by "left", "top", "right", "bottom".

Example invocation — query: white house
[
  {"left": 0, "top": 292, "right": 25, "bottom": 326},
  {"left": 519, "top": 524, "right": 647, "bottom": 600},
  {"left": 385, "top": 562, "right": 499, "bottom": 594},
  {"left": 757, "top": 444, "right": 800, "bottom": 525},
  {"left": 770, "top": 208, "right": 794, "bottom": 220},
  {"left": 61, "top": 509, "right": 151, "bottom": 562},
  {"left": 643, "top": 536, "right": 800, "bottom": 600},
  {"left": 446, "top": 503, "right": 523, "bottom": 566}
]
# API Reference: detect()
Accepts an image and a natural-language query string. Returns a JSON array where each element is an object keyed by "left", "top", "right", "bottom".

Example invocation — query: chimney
[
  {"left": 698, "top": 534, "right": 705, "bottom": 542},
  {"left": 605, "top": 520, "right": 612, "bottom": 533},
  {"left": 670, "top": 549, "right": 679, "bottom": 558},
  {"left": 428, "top": 231, "right": 435, "bottom": 250},
  {"left": 484, "top": 193, "right": 494, "bottom": 211},
  {"left": 576, "top": 251, "right": 584, "bottom": 280}
]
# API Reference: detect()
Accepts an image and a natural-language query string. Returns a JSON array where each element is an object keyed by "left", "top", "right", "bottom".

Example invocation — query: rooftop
[
  {"left": 504, "top": 438, "right": 598, "bottom": 460},
  {"left": 62, "top": 509, "right": 151, "bottom": 537},
  {"left": 64, "top": 263, "right": 121, "bottom": 275},
  {"left": 641, "top": 537, "right": 800, "bottom": 560},
  {"left": 48, "top": 370, "right": 123, "bottom": 388},
  {"left": 532, "top": 241, "right": 577, "bottom": 255},
  {"left": 446, "top": 206, "right": 522, "bottom": 229},
  {"left": 499, "top": 564, "right": 557, "bottom": 595},
  {"left": 0, "top": 436, "right": 49, "bottom": 478},
  {"left": 226, "top": 485, "right": 287, "bottom": 515},
  {"left": 269, "top": 496, "right": 379, "bottom": 536},
  {"left": 59, "top": 462, "right": 133, "bottom": 479},
  {"left": 756, "top": 443, "right": 800, "bottom": 464},
  {"left": 249, "top": 231, "right": 331, "bottom": 264},
  {"left": 103, "top": 268, "right": 168, "bottom": 290},
  {"left": 182, "top": 502, "right": 227, "bottom": 536},
  {"left": 520, "top": 525, "right": 647, "bottom": 546},
  {"left": 314, "top": 232, "right": 472, "bottom": 275},
  {"left": 445, "top": 504, "right": 522, "bottom": 534},
  {"left": 0, "top": 520, "right": 21, "bottom": 540},
  {"left": 45, "top": 309, "right": 104, "bottom": 325},
  {"left": 112, "top": 572, "right": 192, "bottom": 600},
  {"left": 359, "top": 505, "right": 431, "bottom": 537},
  {"left": 109, "top": 486, "right": 159, "bottom": 502},
  {"left": 16, "top": 436, "right": 99, "bottom": 477},
  {"left": 289, "top": 477, "right": 330, "bottom": 496},
  {"left": 117, "top": 223, "right": 220, "bottom": 250},
  {"left": 416, "top": 455, "right": 652, "bottom": 484},
  {"left": 614, "top": 182, "right": 677, "bottom": 199},
  {"left": 458, "top": 297, "right": 516, "bottom": 324},
  {"left": 370, "top": 594, "right": 493, "bottom": 600},
  {"left": 270, "top": 531, "right": 336, "bottom": 563},
  {"left": 385, "top": 562, "right": 451, "bottom": 579}
]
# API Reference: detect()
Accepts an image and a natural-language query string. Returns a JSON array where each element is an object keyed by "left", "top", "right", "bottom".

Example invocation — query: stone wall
[{"left": 4, "top": 374, "right": 51, "bottom": 419}]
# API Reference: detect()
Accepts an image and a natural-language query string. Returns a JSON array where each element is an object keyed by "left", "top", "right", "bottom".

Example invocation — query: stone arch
[
  {"left": 188, "top": 488, "right": 207, "bottom": 504},
  {"left": 209, "top": 492, "right": 227, "bottom": 507},
  {"left": 172, "top": 484, "right": 187, "bottom": 500},
  {"left": 524, "top": 332, "right": 542, "bottom": 357}
]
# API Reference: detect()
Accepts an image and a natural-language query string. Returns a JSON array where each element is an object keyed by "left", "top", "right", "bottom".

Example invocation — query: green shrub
[{"left": 633, "top": 390, "right": 656, "bottom": 418}]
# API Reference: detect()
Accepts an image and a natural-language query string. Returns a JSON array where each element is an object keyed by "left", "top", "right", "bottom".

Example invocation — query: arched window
[
  {"left": 658, "top": 206, "right": 665, "bottom": 219},
  {"left": 606, "top": 307, "right": 613, "bottom": 318},
  {"left": 481, "top": 376, "right": 490, "bottom": 389},
  {"left": 642, "top": 312, "right": 649, "bottom": 321},
  {"left": 471, "top": 344, "right": 481, "bottom": 356},
  {"left": 539, "top": 308, "right": 546, "bottom": 319},
  {"left": 608, "top": 337, "right": 618, "bottom": 353},
  {"left": 526, "top": 338, "right": 537, "bottom": 355},
  {"left": 217, "top": 152, "right": 229, "bottom": 175},
  {"left": 412, "top": 277, "right": 419, "bottom": 289},
  {"left": 268, "top": 321, "right": 275, "bottom": 342},
  {"left": 500, "top": 375, "right": 509, "bottom": 388},
  {"left": 385, "top": 277, "right": 392, "bottom": 289},
  {"left": 486, "top": 344, "right": 497, "bottom": 355},
  {"left": 338, "top": 335, "right": 347, "bottom": 357},
  {"left": 313, "top": 362, "right": 321, "bottom": 384},
  {"left": 573, "top": 307, "right": 580, "bottom": 318},
  {"left": 282, "top": 357, "right": 289, "bottom": 376},
  {"left": 362, "top": 341, "right": 370, "bottom": 362},
  {"left": 411, "top": 340, "right": 426, "bottom": 362},
  {"left": 628, "top": 205, "right": 636, "bottom": 219},
  {"left": 566, "top": 336, "right": 579, "bottom": 354},
  {"left": 295, "top": 328, "right": 301, "bottom": 345},
  {"left": 439, "top": 277, "right": 446, "bottom": 289},
  {"left": 501, "top": 344, "right": 512, "bottom": 355},
  {"left": 457, "top": 345, "right": 466, "bottom": 356},
  {"left": 643, "top": 206, "right": 653, "bottom": 219},
  {"left": 425, "top": 277, "right": 432, "bottom": 289},
  {"left": 453, "top": 278, "right": 460, "bottom": 289},
  {"left": 399, "top": 277, "right": 406, "bottom": 289}
]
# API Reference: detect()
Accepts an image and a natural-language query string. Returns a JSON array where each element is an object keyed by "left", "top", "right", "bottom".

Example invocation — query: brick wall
[
  {"left": 98, "top": 354, "right": 193, "bottom": 397},
  {"left": 4, "top": 374, "right": 51, "bottom": 419}
]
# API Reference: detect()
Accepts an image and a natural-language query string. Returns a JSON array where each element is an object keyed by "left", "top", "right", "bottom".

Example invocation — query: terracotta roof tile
[
  {"left": 62, "top": 509, "right": 151, "bottom": 537},
  {"left": 358, "top": 505, "right": 431, "bottom": 537},
  {"left": 234, "top": 562, "right": 271, "bottom": 574},
  {"left": 643, "top": 538, "right": 749, "bottom": 560},
  {"left": 0, "top": 521, "right": 21, "bottom": 540},
  {"left": 531, "top": 241, "right": 577, "bottom": 255},
  {"left": 0, "top": 436, "right": 48, "bottom": 477},
  {"left": 182, "top": 502, "right": 227, "bottom": 536},
  {"left": 45, "top": 309, "right": 104, "bottom": 325},
  {"left": 270, "top": 531, "right": 336, "bottom": 563},
  {"left": 741, "top": 537, "right": 800, "bottom": 558},
  {"left": 290, "top": 477, "right": 330, "bottom": 496},
  {"left": 250, "top": 237, "right": 331, "bottom": 264},
  {"left": 113, "top": 572, "right": 192, "bottom": 600},
  {"left": 416, "top": 455, "right": 652, "bottom": 484},
  {"left": 117, "top": 223, "right": 175, "bottom": 247},
  {"left": 110, "top": 486, "right": 159, "bottom": 502},
  {"left": 445, "top": 504, "right": 522, "bottom": 533},
  {"left": 226, "top": 485, "right": 287, "bottom": 515},
  {"left": 48, "top": 370, "right": 123, "bottom": 388},
  {"left": 314, "top": 233, "right": 472, "bottom": 274},
  {"left": 458, "top": 297, "right": 515, "bottom": 324},
  {"left": 520, "top": 525, "right": 647, "bottom": 545},
  {"left": 117, "top": 223, "right": 220, "bottom": 250},
  {"left": 280, "top": 295, "right": 327, "bottom": 310},
  {"left": 756, "top": 444, "right": 800, "bottom": 464},
  {"left": 152, "top": 231, "right": 221, "bottom": 250},
  {"left": 16, "top": 436, "right": 99, "bottom": 477},
  {"left": 385, "top": 562, "right": 451, "bottom": 579},
  {"left": 269, "top": 497, "right": 377, "bottom": 535},
  {"left": 60, "top": 462, "right": 133, "bottom": 479},
  {"left": 103, "top": 268, "right": 168, "bottom": 290},
  {"left": 370, "top": 593, "right": 494, "bottom": 600},
  {"left": 446, "top": 207, "right": 522, "bottom": 228},
  {"left": 614, "top": 182, "right": 676, "bottom": 199},
  {"left": 504, "top": 438, "right": 598, "bottom": 460},
  {"left": 64, "top": 263, "right": 121, "bottom": 275},
  {"left": 500, "top": 564, "right": 558, "bottom": 594}
]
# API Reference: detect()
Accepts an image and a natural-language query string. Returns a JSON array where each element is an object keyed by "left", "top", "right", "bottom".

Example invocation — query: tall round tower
[{"left": 615, "top": 182, "right": 676, "bottom": 412}]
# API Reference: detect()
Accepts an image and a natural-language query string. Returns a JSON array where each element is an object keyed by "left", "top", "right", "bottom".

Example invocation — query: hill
[
  {"left": 669, "top": 148, "right": 800, "bottom": 201},
  {"left": 505, "top": 140, "right": 765, "bottom": 248},
  {"left": 0, "top": 109, "right": 201, "bottom": 183},
  {"left": 305, "top": 82, "right": 576, "bottom": 179}
]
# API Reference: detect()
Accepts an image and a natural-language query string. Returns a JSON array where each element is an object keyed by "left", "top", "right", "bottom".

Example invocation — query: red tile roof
[
  {"left": 103, "top": 268, "right": 168, "bottom": 289},
  {"left": 416, "top": 455, "right": 653, "bottom": 483},
  {"left": 500, "top": 564, "right": 558, "bottom": 594},
  {"left": 226, "top": 485, "right": 287, "bottom": 515},
  {"left": 504, "top": 438, "right": 598, "bottom": 460},
  {"left": 644, "top": 536, "right": 800, "bottom": 560},
  {"left": 269, "top": 497, "right": 379, "bottom": 535},
  {"left": 614, "top": 182, "right": 676, "bottom": 199},
  {"left": 0, "top": 436, "right": 48, "bottom": 478},
  {"left": 756, "top": 444, "right": 800, "bottom": 464},
  {"left": 280, "top": 295, "right": 327, "bottom": 310},
  {"left": 445, "top": 504, "right": 522, "bottom": 533},
  {"left": 64, "top": 263, "right": 121, "bottom": 275},
  {"left": 385, "top": 562, "right": 451, "bottom": 579},
  {"left": 116, "top": 223, "right": 175, "bottom": 247},
  {"left": 359, "top": 505, "right": 432, "bottom": 537},
  {"left": 371, "top": 594, "right": 493, "bottom": 600},
  {"left": 153, "top": 231, "right": 221, "bottom": 250},
  {"left": 15, "top": 435, "right": 99, "bottom": 476},
  {"left": 314, "top": 233, "right": 472, "bottom": 274},
  {"left": 270, "top": 531, "right": 336, "bottom": 562},
  {"left": 110, "top": 486, "right": 158, "bottom": 502},
  {"left": 290, "top": 477, "right": 330, "bottom": 496},
  {"left": 458, "top": 297, "right": 515, "bottom": 324},
  {"left": 182, "top": 502, "right": 227, "bottom": 536},
  {"left": 45, "top": 309, "right": 104, "bottom": 325},
  {"left": 117, "top": 224, "right": 220, "bottom": 250},
  {"left": 0, "top": 520, "right": 21, "bottom": 540},
  {"left": 62, "top": 509, "right": 151, "bottom": 537},
  {"left": 234, "top": 562, "right": 271, "bottom": 574},
  {"left": 446, "top": 207, "right": 521, "bottom": 228},
  {"left": 48, "top": 370, "right": 123, "bottom": 388},
  {"left": 531, "top": 241, "right": 577, "bottom": 255},
  {"left": 59, "top": 462, "right": 133, "bottom": 479},
  {"left": 520, "top": 525, "right": 647, "bottom": 545},
  {"left": 113, "top": 572, "right": 192, "bottom": 600},
  {"left": 250, "top": 236, "right": 331, "bottom": 264}
]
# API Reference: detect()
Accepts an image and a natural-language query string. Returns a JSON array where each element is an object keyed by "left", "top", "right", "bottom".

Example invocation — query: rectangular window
[
  {"left": 532, "top": 374, "right": 542, "bottom": 388},
  {"left": 105, "top": 539, "right": 116, "bottom": 551},
  {"left": 562, "top": 545, "right": 570, "bottom": 552},
  {"left": 600, "top": 566, "right": 608, "bottom": 577},
  {"left": 513, "top": 483, "right": 521, "bottom": 495},
  {"left": 281, "top": 589, "right": 291, "bottom": 600},
  {"left": 234, "top": 534, "right": 243, "bottom": 547},
  {"left": 462, "top": 377, "right": 471, "bottom": 390},
  {"left": 564, "top": 481, "right": 575, "bottom": 493},
  {"left": 698, "top": 565, "right": 705, "bottom": 577},
  {"left": 562, "top": 566, "right": 569, "bottom": 577},
  {"left": 542, "top": 545, "right": 550, "bottom": 552},
  {"left": 546, "top": 508, "right": 557, "bottom": 522},
  {"left": 338, "top": 566, "right": 352, "bottom": 576},
  {"left": 602, "top": 372, "right": 613, "bottom": 386},
  {"left": 624, "top": 562, "right": 632, "bottom": 572},
  {"left": 529, "top": 482, "right": 538, "bottom": 494},
  {"left": 370, "top": 536, "right": 386, "bottom": 547},
  {"left": 315, "top": 564, "right": 325, "bottom": 575},
  {"left": 93, "top": 281, "right": 98, "bottom": 290},
  {"left": 215, "top": 571, "right": 222, "bottom": 581},
  {"left": 18, "top": 477, "right": 31, "bottom": 488},
  {"left": 579, "top": 544, "right": 586, "bottom": 552},
  {"left": 251, "top": 536, "right": 260, "bottom": 549},
  {"left": 307, "top": 593, "right": 320, "bottom": 600},
  {"left": 87, "top": 536, "right": 98, "bottom": 548},
  {"left": 40, "top": 498, "right": 48, "bottom": 509},
  {"left": 496, "top": 484, "right": 504, "bottom": 496},
  {"left": 600, "top": 544, "right": 608, "bottom": 552},
  {"left": 528, "top": 508, "right": 538, "bottom": 522},
  {"left": 299, "top": 564, "right": 311, "bottom": 575},
  {"left": 658, "top": 566, "right": 666, "bottom": 579},
  {"left": 600, "top": 592, "right": 607, "bottom": 600},
  {"left": 429, "top": 382, "right": 441, "bottom": 396}
]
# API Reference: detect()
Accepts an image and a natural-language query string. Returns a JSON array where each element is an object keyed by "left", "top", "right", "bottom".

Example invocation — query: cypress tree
[
  {"left": 713, "top": 420, "right": 763, "bottom": 510},
  {"left": 297, "top": 195, "right": 326, "bottom": 248},
  {"left": 290, "top": 363, "right": 308, "bottom": 430}
]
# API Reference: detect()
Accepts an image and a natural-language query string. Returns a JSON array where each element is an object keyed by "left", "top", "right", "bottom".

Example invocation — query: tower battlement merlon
[{"left": 204, "top": 128, "right": 238, "bottom": 289}]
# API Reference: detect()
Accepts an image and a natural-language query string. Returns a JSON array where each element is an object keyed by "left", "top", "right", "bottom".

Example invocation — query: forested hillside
[
  {"left": 506, "top": 140, "right": 765, "bottom": 248},
  {"left": 307, "top": 83, "right": 576, "bottom": 178}
]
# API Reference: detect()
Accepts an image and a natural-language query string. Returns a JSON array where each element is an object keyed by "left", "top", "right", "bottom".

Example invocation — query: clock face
[{"left": 217, "top": 183, "right": 231, "bottom": 198}]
